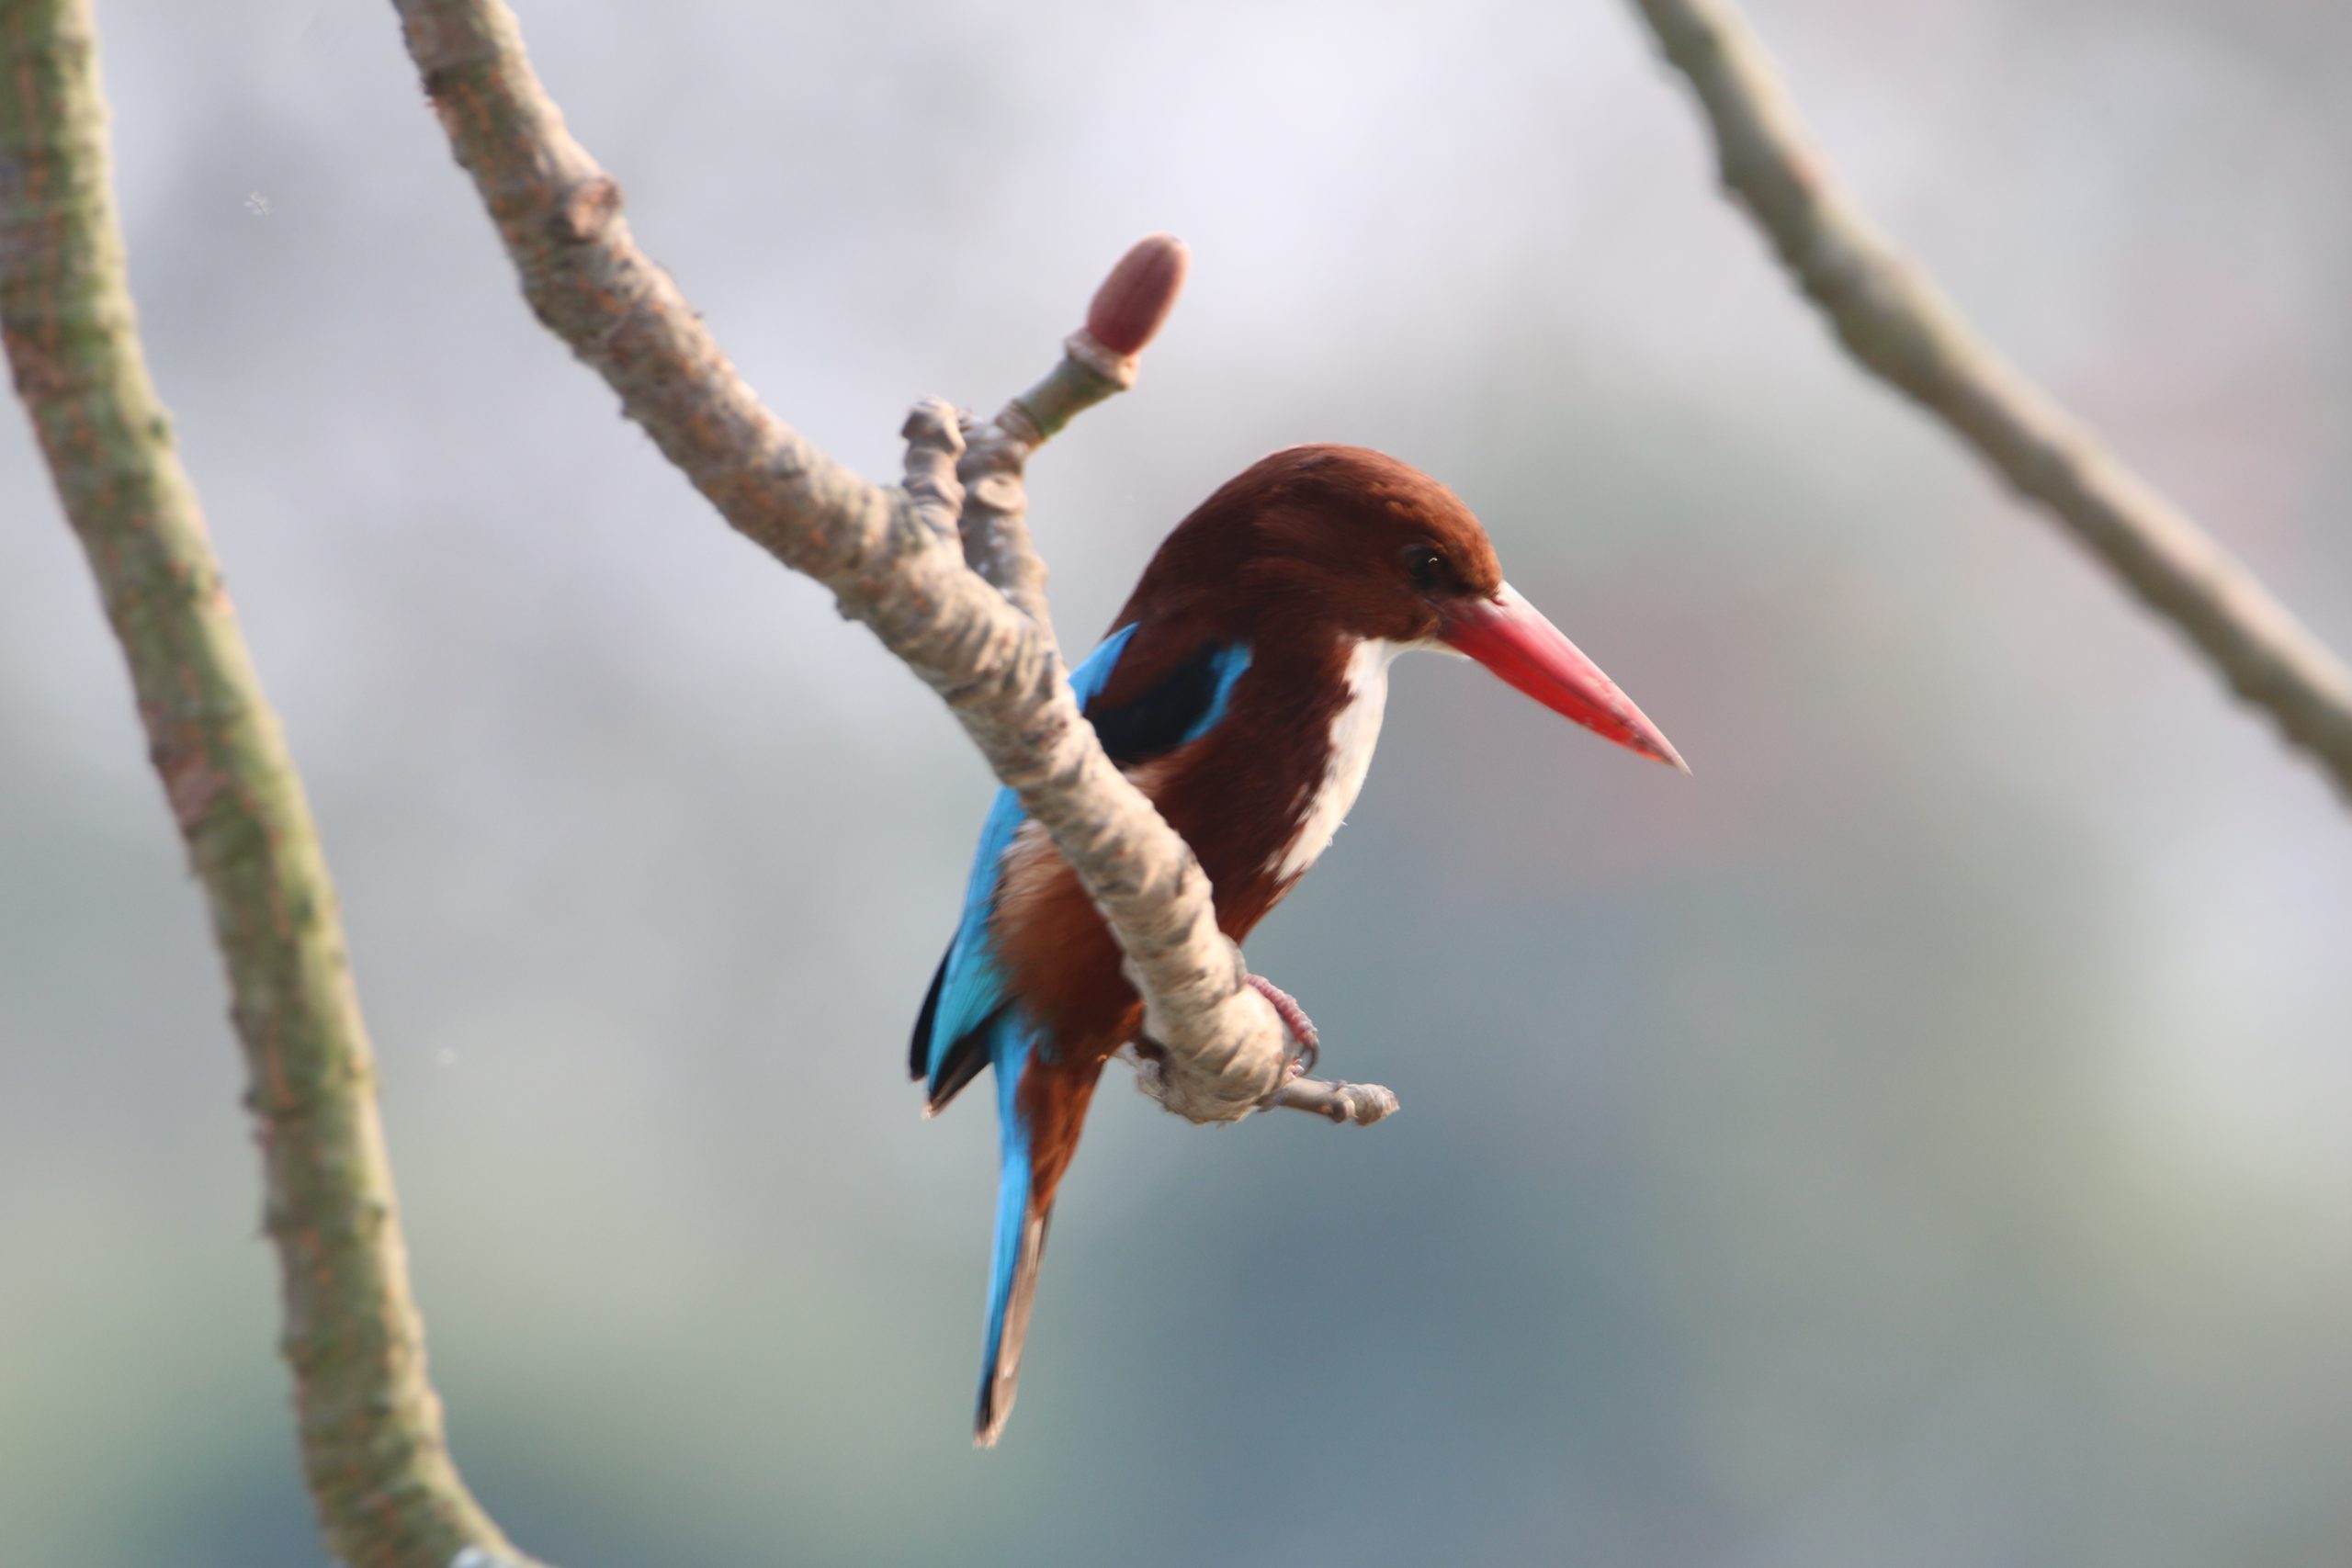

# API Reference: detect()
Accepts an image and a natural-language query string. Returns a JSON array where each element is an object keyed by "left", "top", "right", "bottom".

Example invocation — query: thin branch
[
  {"left": 1275, "top": 1077, "right": 1403, "bottom": 1126},
  {"left": 0, "top": 6, "right": 533, "bottom": 1566},
  {"left": 392, "top": 0, "right": 1293, "bottom": 1122},
  {"left": 1628, "top": 0, "right": 2352, "bottom": 802}
]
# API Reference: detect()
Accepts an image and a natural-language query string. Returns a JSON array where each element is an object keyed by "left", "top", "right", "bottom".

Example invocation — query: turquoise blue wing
[{"left": 909, "top": 625, "right": 1142, "bottom": 1106}]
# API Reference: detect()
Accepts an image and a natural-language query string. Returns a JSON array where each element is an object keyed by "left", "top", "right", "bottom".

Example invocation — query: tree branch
[
  {"left": 1627, "top": 0, "right": 2352, "bottom": 803},
  {"left": 0, "top": 6, "right": 534, "bottom": 1565},
  {"left": 392, "top": 0, "right": 1295, "bottom": 1122},
  {"left": 1274, "top": 1076, "right": 1403, "bottom": 1125}
]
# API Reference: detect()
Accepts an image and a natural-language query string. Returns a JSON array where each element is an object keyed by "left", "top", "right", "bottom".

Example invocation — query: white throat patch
[{"left": 1271, "top": 638, "right": 1415, "bottom": 885}]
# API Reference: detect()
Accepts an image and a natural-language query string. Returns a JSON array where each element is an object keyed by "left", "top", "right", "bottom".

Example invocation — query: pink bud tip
[{"left": 1084, "top": 234, "right": 1191, "bottom": 357}]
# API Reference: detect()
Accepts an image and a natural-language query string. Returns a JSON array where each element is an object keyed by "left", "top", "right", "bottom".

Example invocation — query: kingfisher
[{"left": 912, "top": 444, "right": 1684, "bottom": 1445}]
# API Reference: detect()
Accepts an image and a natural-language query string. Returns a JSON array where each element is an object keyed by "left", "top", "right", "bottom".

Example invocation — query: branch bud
[{"left": 1083, "top": 234, "right": 1190, "bottom": 358}]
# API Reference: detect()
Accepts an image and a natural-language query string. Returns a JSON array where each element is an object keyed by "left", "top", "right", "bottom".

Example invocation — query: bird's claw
[{"left": 1246, "top": 972, "right": 1319, "bottom": 1077}]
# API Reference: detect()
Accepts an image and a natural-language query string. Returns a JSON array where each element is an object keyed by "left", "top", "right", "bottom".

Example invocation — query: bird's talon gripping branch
[{"left": 1245, "top": 972, "right": 1320, "bottom": 1077}]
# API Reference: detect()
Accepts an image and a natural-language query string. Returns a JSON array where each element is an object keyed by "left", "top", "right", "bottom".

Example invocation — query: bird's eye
[{"left": 1402, "top": 544, "right": 1446, "bottom": 590}]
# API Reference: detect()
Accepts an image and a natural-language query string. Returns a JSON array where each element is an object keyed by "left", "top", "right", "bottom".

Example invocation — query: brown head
[{"left": 1117, "top": 445, "right": 1686, "bottom": 770}]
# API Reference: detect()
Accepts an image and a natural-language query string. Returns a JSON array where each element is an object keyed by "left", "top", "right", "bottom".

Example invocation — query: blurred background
[{"left": 5, "top": 0, "right": 2350, "bottom": 1562}]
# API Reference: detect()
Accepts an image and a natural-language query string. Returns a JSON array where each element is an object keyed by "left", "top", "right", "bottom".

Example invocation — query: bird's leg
[
  {"left": 1241, "top": 977, "right": 1402, "bottom": 1124},
  {"left": 1246, "top": 973, "right": 1319, "bottom": 1077}
]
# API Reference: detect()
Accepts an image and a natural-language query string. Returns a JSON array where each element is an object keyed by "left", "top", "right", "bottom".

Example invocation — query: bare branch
[
  {"left": 1628, "top": 0, "right": 2352, "bottom": 802},
  {"left": 0, "top": 6, "right": 534, "bottom": 1565},
  {"left": 1274, "top": 1077, "right": 1403, "bottom": 1126}
]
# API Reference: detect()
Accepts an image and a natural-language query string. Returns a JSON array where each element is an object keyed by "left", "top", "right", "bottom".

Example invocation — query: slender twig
[
  {"left": 0, "top": 6, "right": 536, "bottom": 1566},
  {"left": 1275, "top": 1077, "right": 1403, "bottom": 1125},
  {"left": 392, "top": 0, "right": 1294, "bottom": 1122},
  {"left": 1628, "top": 0, "right": 2352, "bottom": 802}
]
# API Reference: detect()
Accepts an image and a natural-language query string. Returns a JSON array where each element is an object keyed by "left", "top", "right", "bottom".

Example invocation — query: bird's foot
[
  {"left": 1246, "top": 972, "right": 1319, "bottom": 1077},
  {"left": 1241, "top": 975, "right": 1403, "bottom": 1125}
]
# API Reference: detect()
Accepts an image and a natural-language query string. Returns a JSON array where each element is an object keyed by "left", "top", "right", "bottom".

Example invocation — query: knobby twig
[
  {"left": 1275, "top": 1076, "right": 1405, "bottom": 1125},
  {"left": 0, "top": 5, "right": 528, "bottom": 1565},
  {"left": 1629, "top": 0, "right": 2352, "bottom": 803}
]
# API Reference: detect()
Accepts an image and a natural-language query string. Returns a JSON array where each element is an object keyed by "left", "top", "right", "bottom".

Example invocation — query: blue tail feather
[{"left": 976, "top": 1016, "right": 1049, "bottom": 1446}]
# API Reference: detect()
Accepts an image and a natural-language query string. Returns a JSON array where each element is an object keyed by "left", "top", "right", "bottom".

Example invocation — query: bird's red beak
[{"left": 1440, "top": 583, "right": 1688, "bottom": 773}]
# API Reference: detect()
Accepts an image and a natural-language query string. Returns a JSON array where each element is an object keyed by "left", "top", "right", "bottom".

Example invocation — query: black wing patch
[
  {"left": 910, "top": 945, "right": 997, "bottom": 1111},
  {"left": 909, "top": 949, "right": 948, "bottom": 1081},
  {"left": 927, "top": 1011, "right": 997, "bottom": 1111},
  {"left": 1085, "top": 639, "right": 1251, "bottom": 766}
]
